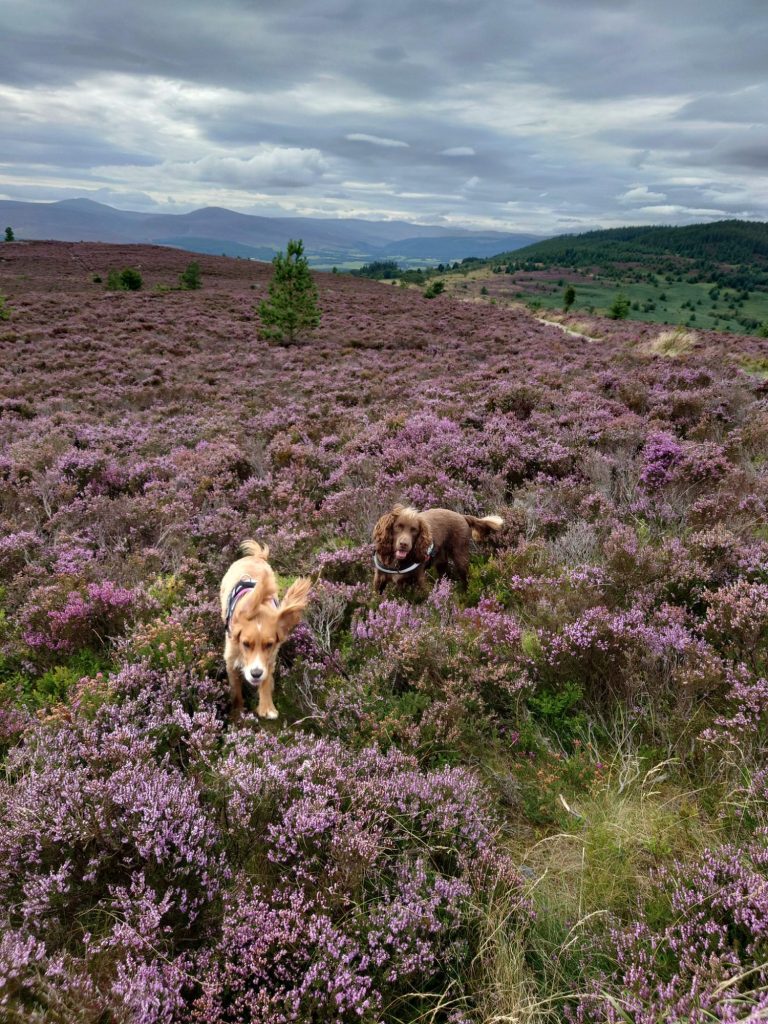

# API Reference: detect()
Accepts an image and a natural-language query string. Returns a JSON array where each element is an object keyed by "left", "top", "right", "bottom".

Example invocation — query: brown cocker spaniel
[{"left": 372, "top": 504, "right": 504, "bottom": 594}]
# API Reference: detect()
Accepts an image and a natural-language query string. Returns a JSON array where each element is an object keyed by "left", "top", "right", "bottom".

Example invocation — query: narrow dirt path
[{"left": 533, "top": 315, "right": 599, "bottom": 341}]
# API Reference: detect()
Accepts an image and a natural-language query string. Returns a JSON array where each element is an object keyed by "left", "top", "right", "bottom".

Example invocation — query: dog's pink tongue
[{"left": 396, "top": 549, "right": 408, "bottom": 560}]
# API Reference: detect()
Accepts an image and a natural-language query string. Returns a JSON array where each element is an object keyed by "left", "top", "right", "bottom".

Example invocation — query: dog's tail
[
  {"left": 239, "top": 538, "right": 270, "bottom": 560},
  {"left": 464, "top": 514, "right": 504, "bottom": 541}
]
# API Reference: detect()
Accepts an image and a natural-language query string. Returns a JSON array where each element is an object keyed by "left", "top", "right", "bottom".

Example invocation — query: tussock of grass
[
  {"left": 525, "top": 751, "right": 720, "bottom": 919},
  {"left": 740, "top": 355, "right": 768, "bottom": 379},
  {"left": 470, "top": 892, "right": 565, "bottom": 1024},
  {"left": 568, "top": 319, "right": 604, "bottom": 338},
  {"left": 472, "top": 746, "right": 726, "bottom": 1021},
  {"left": 647, "top": 326, "right": 698, "bottom": 356}
]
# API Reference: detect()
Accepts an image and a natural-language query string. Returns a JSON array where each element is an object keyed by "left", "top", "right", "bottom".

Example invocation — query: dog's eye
[
  {"left": 242, "top": 640, "right": 252, "bottom": 650},
  {"left": 264, "top": 641, "right": 275, "bottom": 650}
]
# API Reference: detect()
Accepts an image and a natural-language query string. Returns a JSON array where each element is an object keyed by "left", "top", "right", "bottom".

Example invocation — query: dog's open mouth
[{"left": 395, "top": 548, "right": 410, "bottom": 560}]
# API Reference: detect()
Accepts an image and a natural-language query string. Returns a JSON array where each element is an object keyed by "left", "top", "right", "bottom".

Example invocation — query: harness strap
[
  {"left": 225, "top": 578, "right": 279, "bottom": 634},
  {"left": 373, "top": 543, "right": 435, "bottom": 576}
]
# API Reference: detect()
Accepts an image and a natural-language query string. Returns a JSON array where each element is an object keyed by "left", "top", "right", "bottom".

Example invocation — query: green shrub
[
  {"left": 179, "top": 261, "right": 202, "bottom": 290},
  {"left": 423, "top": 280, "right": 445, "bottom": 299},
  {"left": 119, "top": 267, "right": 143, "bottom": 291},
  {"left": 106, "top": 268, "right": 143, "bottom": 291},
  {"left": 608, "top": 293, "right": 630, "bottom": 319},
  {"left": 0, "top": 649, "right": 110, "bottom": 712},
  {"left": 527, "top": 680, "right": 586, "bottom": 746},
  {"left": 258, "top": 239, "right": 320, "bottom": 344}
]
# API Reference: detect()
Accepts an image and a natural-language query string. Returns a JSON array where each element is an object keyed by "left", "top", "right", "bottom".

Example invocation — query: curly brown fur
[
  {"left": 219, "top": 540, "right": 312, "bottom": 722},
  {"left": 372, "top": 505, "right": 503, "bottom": 595}
]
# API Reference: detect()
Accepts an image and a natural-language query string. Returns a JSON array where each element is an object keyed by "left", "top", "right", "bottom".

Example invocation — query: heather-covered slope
[{"left": 1, "top": 241, "right": 768, "bottom": 1021}]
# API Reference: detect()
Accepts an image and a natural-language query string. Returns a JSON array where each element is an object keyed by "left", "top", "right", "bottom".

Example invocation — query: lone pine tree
[{"left": 258, "top": 239, "right": 321, "bottom": 344}]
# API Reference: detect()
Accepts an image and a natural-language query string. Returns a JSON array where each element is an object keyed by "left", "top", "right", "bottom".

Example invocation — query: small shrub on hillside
[
  {"left": 0, "top": 532, "right": 42, "bottom": 580},
  {"left": 348, "top": 581, "right": 529, "bottom": 757},
  {"left": 608, "top": 293, "right": 630, "bottom": 319},
  {"left": 424, "top": 280, "right": 445, "bottom": 299},
  {"left": 703, "top": 579, "right": 768, "bottom": 671},
  {"left": 105, "top": 267, "right": 143, "bottom": 291},
  {"left": 701, "top": 663, "right": 768, "bottom": 759},
  {"left": 537, "top": 603, "right": 711, "bottom": 711},
  {"left": 258, "top": 239, "right": 320, "bottom": 344},
  {"left": 179, "top": 261, "right": 202, "bottom": 290},
  {"left": 119, "top": 267, "right": 142, "bottom": 291},
  {"left": 119, "top": 597, "right": 220, "bottom": 675},
  {"left": 0, "top": 648, "right": 109, "bottom": 713}
]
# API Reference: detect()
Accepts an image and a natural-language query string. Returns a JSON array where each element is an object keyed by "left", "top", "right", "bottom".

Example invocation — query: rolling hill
[
  {"left": 0, "top": 198, "right": 542, "bottom": 268},
  {"left": 423, "top": 219, "right": 768, "bottom": 335},
  {"left": 494, "top": 219, "right": 768, "bottom": 267}
]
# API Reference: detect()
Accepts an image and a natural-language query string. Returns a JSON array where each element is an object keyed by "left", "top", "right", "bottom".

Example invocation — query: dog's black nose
[{"left": 250, "top": 668, "right": 264, "bottom": 681}]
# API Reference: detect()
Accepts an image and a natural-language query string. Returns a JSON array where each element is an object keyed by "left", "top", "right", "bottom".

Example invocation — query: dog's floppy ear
[
  {"left": 277, "top": 577, "right": 312, "bottom": 641},
  {"left": 412, "top": 514, "right": 433, "bottom": 563},
  {"left": 373, "top": 505, "right": 403, "bottom": 557}
]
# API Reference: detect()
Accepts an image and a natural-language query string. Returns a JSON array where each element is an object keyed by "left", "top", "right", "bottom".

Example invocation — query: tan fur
[
  {"left": 219, "top": 539, "right": 312, "bottom": 722},
  {"left": 372, "top": 505, "right": 504, "bottom": 595}
]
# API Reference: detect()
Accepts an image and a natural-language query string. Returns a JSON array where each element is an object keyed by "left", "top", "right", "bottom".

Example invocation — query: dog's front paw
[{"left": 258, "top": 707, "right": 279, "bottom": 720}]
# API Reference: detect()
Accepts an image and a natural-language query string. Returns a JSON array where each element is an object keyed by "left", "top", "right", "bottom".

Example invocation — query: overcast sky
[{"left": 1, "top": 0, "right": 766, "bottom": 234}]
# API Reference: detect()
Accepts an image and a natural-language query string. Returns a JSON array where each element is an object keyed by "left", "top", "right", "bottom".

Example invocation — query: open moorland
[{"left": 1, "top": 241, "right": 768, "bottom": 1022}]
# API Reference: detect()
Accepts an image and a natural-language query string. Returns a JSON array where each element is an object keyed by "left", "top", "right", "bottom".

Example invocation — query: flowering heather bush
[
  {"left": 704, "top": 579, "right": 768, "bottom": 670},
  {"left": 193, "top": 731, "right": 526, "bottom": 1022},
  {"left": 1, "top": 241, "right": 768, "bottom": 1018},
  {"left": 539, "top": 602, "right": 711, "bottom": 705},
  {"left": 700, "top": 662, "right": 768, "bottom": 760},
  {"left": 572, "top": 833, "right": 768, "bottom": 1023},
  {"left": 21, "top": 578, "right": 142, "bottom": 657},
  {"left": 0, "top": 672, "right": 525, "bottom": 1021},
  {"left": 347, "top": 581, "right": 528, "bottom": 754}
]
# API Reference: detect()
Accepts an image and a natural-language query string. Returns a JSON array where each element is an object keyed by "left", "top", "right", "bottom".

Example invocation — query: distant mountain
[
  {"left": 0, "top": 198, "right": 544, "bottom": 267},
  {"left": 494, "top": 220, "right": 768, "bottom": 267}
]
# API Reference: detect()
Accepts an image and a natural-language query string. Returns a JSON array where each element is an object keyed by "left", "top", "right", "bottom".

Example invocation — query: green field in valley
[{"left": 521, "top": 275, "right": 768, "bottom": 333}]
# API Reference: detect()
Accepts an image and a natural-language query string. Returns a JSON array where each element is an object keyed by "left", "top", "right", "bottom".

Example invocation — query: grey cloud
[
  {"left": 675, "top": 87, "right": 768, "bottom": 124},
  {"left": 0, "top": 118, "right": 158, "bottom": 170},
  {"left": 2, "top": 0, "right": 768, "bottom": 231},
  {"left": 704, "top": 139, "right": 768, "bottom": 172}
]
